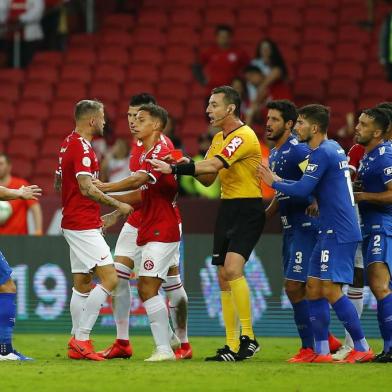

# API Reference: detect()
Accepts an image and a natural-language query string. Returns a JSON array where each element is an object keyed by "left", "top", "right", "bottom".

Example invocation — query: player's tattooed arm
[
  {"left": 77, "top": 174, "right": 132, "bottom": 216},
  {"left": 354, "top": 181, "right": 392, "bottom": 204},
  {"left": 93, "top": 172, "right": 150, "bottom": 193}
]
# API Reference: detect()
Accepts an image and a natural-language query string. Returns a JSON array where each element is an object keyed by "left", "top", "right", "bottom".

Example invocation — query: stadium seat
[
  {"left": 337, "top": 25, "right": 371, "bottom": 45},
  {"left": 293, "top": 79, "right": 326, "bottom": 103},
  {"left": 336, "top": 44, "right": 367, "bottom": 62},
  {"left": 169, "top": 9, "right": 203, "bottom": 27},
  {"left": 13, "top": 119, "right": 44, "bottom": 141},
  {"left": 233, "top": 27, "right": 263, "bottom": 46},
  {"left": 138, "top": 9, "right": 169, "bottom": 28},
  {"left": 300, "top": 44, "right": 334, "bottom": 64},
  {"left": 65, "top": 49, "right": 97, "bottom": 66},
  {"left": 97, "top": 47, "right": 129, "bottom": 66},
  {"left": 113, "top": 117, "right": 131, "bottom": 139},
  {"left": 60, "top": 64, "right": 92, "bottom": 83},
  {"left": 278, "top": 45, "right": 299, "bottom": 66},
  {"left": 296, "top": 62, "right": 330, "bottom": 81},
  {"left": 17, "top": 101, "right": 50, "bottom": 120},
  {"left": 182, "top": 136, "right": 199, "bottom": 156},
  {"left": 133, "top": 28, "right": 167, "bottom": 47},
  {"left": 163, "top": 46, "right": 196, "bottom": 65},
  {"left": 0, "top": 122, "right": 12, "bottom": 143},
  {"left": 51, "top": 100, "right": 76, "bottom": 118},
  {"left": 32, "top": 51, "right": 63, "bottom": 67},
  {"left": 190, "top": 82, "right": 207, "bottom": 98},
  {"left": 155, "top": 98, "right": 184, "bottom": 119},
  {"left": 325, "top": 99, "right": 355, "bottom": 117},
  {"left": 156, "top": 81, "right": 188, "bottom": 100},
  {"left": 102, "top": 13, "right": 134, "bottom": 31},
  {"left": 185, "top": 98, "right": 207, "bottom": 117},
  {"left": 89, "top": 82, "right": 120, "bottom": 103},
  {"left": 361, "top": 79, "right": 392, "bottom": 98},
  {"left": 365, "top": 62, "right": 387, "bottom": 79},
  {"left": 237, "top": 9, "right": 268, "bottom": 28},
  {"left": 40, "top": 137, "right": 63, "bottom": 158},
  {"left": 7, "top": 138, "right": 38, "bottom": 160},
  {"left": 271, "top": 9, "right": 303, "bottom": 29},
  {"left": 327, "top": 79, "right": 360, "bottom": 100},
  {"left": 34, "top": 158, "right": 59, "bottom": 177},
  {"left": 94, "top": 64, "right": 126, "bottom": 84},
  {"left": 303, "top": 27, "right": 336, "bottom": 45},
  {"left": 181, "top": 118, "right": 209, "bottom": 137},
  {"left": 56, "top": 82, "right": 88, "bottom": 101},
  {"left": 27, "top": 66, "right": 58, "bottom": 84},
  {"left": 161, "top": 64, "right": 192, "bottom": 83},
  {"left": 130, "top": 46, "right": 163, "bottom": 65},
  {"left": 22, "top": 81, "right": 53, "bottom": 102},
  {"left": 339, "top": 5, "right": 368, "bottom": 25},
  {"left": 267, "top": 27, "right": 301, "bottom": 47},
  {"left": 0, "top": 68, "right": 24, "bottom": 84},
  {"left": 101, "top": 31, "right": 133, "bottom": 49},
  {"left": 46, "top": 116, "right": 74, "bottom": 137},
  {"left": 0, "top": 101, "right": 16, "bottom": 121},
  {"left": 126, "top": 64, "right": 159, "bottom": 83},
  {"left": 200, "top": 26, "right": 217, "bottom": 46},
  {"left": 68, "top": 33, "right": 99, "bottom": 48},
  {"left": 7, "top": 158, "right": 33, "bottom": 178},
  {"left": 331, "top": 62, "right": 364, "bottom": 80},
  {"left": 0, "top": 82, "right": 19, "bottom": 103},
  {"left": 122, "top": 81, "right": 156, "bottom": 99},
  {"left": 303, "top": 7, "right": 337, "bottom": 27},
  {"left": 173, "top": 0, "right": 206, "bottom": 8},
  {"left": 204, "top": 8, "right": 236, "bottom": 26},
  {"left": 167, "top": 27, "right": 200, "bottom": 46},
  {"left": 30, "top": 175, "right": 57, "bottom": 195},
  {"left": 357, "top": 97, "right": 386, "bottom": 109}
]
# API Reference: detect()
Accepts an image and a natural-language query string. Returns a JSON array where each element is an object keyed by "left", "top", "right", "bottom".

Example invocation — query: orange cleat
[
  {"left": 328, "top": 334, "right": 342, "bottom": 354},
  {"left": 338, "top": 349, "right": 374, "bottom": 363},
  {"left": 97, "top": 339, "right": 133, "bottom": 359},
  {"left": 294, "top": 353, "right": 333, "bottom": 363},
  {"left": 68, "top": 337, "right": 105, "bottom": 361},
  {"left": 287, "top": 347, "right": 315, "bottom": 363},
  {"left": 175, "top": 343, "right": 193, "bottom": 360}
]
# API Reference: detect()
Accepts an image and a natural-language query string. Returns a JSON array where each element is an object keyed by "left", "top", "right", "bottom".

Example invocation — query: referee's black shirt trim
[{"left": 215, "top": 155, "right": 229, "bottom": 169}]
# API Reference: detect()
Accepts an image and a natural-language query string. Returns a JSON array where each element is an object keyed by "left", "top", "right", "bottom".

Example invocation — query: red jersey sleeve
[
  {"left": 72, "top": 140, "right": 95, "bottom": 177},
  {"left": 138, "top": 143, "right": 171, "bottom": 184},
  {"left": 347, "top": 144, "right": 365, "bottom": 180},
  {"left": 162, "top": 134, "right": 174, "bottom": 150}
]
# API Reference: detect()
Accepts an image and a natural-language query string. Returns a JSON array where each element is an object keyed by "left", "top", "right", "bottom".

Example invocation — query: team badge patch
[
  {"left": 384, "top": 167, "right": 392, "bottom": 176},
  {"left": 305, "top": 163, "right": 318, "bottom": 173},
  {"left": 144, "top": 260, "right": 154, "bottom": 270},
  {"left": 222, "top": 136, "right": 243, "bottom": 158},
  {"left": 82, "top": 157, "right": 91, "bottom": 167}
]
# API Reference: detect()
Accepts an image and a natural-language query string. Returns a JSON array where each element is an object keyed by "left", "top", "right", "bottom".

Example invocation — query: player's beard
[
  {"left": 266, "top": 126, "right": 286, "bottom": 141},
  {"left": 297, "top": 130, "right": 312, "bottom": 143}
]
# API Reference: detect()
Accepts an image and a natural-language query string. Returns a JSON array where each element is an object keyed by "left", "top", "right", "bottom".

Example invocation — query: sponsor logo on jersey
[
  {"left": 293, "top": 265, "right": 302, "bottom": 273},
  {"left": 337, "top": 148, "right": 345, "bottom": 154},
  {"left": 321, "top": 264, "right": 328, "bottom": 272},
  {"left": 379, "top": 146, "right": 386, "bottom": 155},
  {"left": 222, "top": 136, "right": 243, "bottom": 158},
  {"left": 339, "top": 160, "right": 349, "bottom": 169},
  {"left": 372, "top": 247, "right": 382, "bottom": 255},
  {"left": 82, "top": 157, "right": 91, "bottom": 167},
  {"left": 384, "top": 166, "right": 392, "bottom": 176},
  {"left": 305, "top": 163, "right": 318, "bottom": 173},
  {"left": 289, "top": 138, "right": 299, "bottom": 145},
  {"left": 143, "top": 259, "right": 154, "bottom": 270}
]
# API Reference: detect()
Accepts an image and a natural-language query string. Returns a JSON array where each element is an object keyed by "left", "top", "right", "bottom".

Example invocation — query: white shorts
[
  {"left": 114, "top": 223, "right": 181, "bottom": 270},
  {"left": 114, "top": 223, "right": 142, "bottom": 265},
  {"left": 63, "top": 228, "right": 114, "bottom": 273},
  {"left": 139, "top": 241, "right": 180, "bottom": 281},
  {"left": 355, "top": 241, "right": 364, "bottom": 268}
]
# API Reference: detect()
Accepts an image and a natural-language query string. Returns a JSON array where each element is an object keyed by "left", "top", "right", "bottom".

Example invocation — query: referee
[{"left": 149, "top": 86, "right": 265, "bottom": 361}]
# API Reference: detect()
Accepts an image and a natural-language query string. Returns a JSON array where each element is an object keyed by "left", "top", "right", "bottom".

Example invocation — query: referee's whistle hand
[{"left": 147, "top": 159, "right": 172, "bottom": 173}]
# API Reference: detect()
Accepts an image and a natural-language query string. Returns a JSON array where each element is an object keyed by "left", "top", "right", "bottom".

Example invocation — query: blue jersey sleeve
[{"left": 380, "top": 156, "right": 392, "bottom": 185}]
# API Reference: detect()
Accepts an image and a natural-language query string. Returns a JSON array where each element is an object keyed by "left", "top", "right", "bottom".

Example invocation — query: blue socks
[
  {"left": 0, "top": 293, "right": 16, "bottom": 355},
  {"left": 292, "top": 300, "right": 314, "bottom": 349},
  {"left": 377, "top": 293, "right": 392, "bottom": 353},
  {"left": 332, "top": 295, "right": 368, "bottom": 352},
  {"left": 309, "top": 298, "right": 330, "bottom": 354}
]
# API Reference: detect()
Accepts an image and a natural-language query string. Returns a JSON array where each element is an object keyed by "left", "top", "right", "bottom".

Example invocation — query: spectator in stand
[
  {"left": 0, "top": 154, "right": 43, "bottom": 235},
  {"left": 163, "top": 114, "right": 182, "bottom": 149},
  {"left": 244, "top": 65, "right": 292, "bottom": 126},
  {"left": 100, "top": 139, "right": 130, "bottom": 183},
  {"left": 380, "top": 8, "right": 392, "bottom": 82},
  {"left": 42, "top": 0, "right": 69, "bottom": 50},
  {"left": 180, "top": 133, "right": 220, "bottom": 199},
  {"left": 333, "top": 112, "right": 357, "bottom": 152},
  {"left": 0, "top": 0, "right": 45, "bottom": 67},
  {"left": 231, "top": 77, "right": 250, "bottom": 119},
  {"left": 197, "top": 25, "right": 249, "bottom": 95}
]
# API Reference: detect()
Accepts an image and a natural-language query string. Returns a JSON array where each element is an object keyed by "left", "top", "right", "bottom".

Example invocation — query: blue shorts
[
  {"left": 362, "top": 233, "right": 392, "bottom": 274},
  {"left": 282, "top": 229, "right": 317, "bottom": 282},
  {"left": 0, "top": 251, "right": 12, "bottom": 285},
  {"left": 308, "top": 233, "right": 357, "bottom": 284}
]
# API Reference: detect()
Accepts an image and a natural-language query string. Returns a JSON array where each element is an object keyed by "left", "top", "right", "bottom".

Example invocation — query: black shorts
[{"left": 212, "top": 198, "right": 265, "bottom": 266}]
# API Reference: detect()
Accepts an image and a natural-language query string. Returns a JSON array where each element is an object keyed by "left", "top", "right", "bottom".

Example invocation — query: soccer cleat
[
  {"left": 170, "top": 333, "right": 181, "bottom": 350},
  {"left": 175, "top": 343, "right": 193, "bottom": 360},
  {"left": 287, "top": 347, "right": 315, "bottom": 363},
  {"left": 332, "top": 345, "right": 353, "bottom": 361},
  {"left": 12, "top": 350, "right": 33, "bottom": 361},
  {"left": 328, "top": 334, "right": 342, "bottom": 354},
  {"left": 68, "top": 337, "right": 105, "bottom": 361},
  {"left": 144, "top": 350, "right": 176, "bottom": 362},
  {"left": 235, "top": 335, "right": 260, "bottom": 361},
  {"left": 0, "top": 346, "right": 33, "bottom": 361},
  {"left": 339, "top": 349, "right": 374, "bottom": 363},
  {"left": 294, "top": 353, "right": 333, "bottom": 363},
  {"left": 205, "top": 345, "right": 237, "bottom": 362},
  {"left": 97, "top": 339, "right": 133, "bottom": 359},
  {"left": 373, "top": 350, "right": 392, "bottom": 363}
]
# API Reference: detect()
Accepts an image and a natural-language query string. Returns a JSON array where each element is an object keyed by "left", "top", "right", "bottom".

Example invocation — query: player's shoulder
[
  {"left": 160, "top": 134, "right": 174, "bottom": 149},
  {"left": 348, "top": 143, "right": 365, "bottom": 155},
  {"left": 150, "top": 140, "right": 171, "bottom": 159}
]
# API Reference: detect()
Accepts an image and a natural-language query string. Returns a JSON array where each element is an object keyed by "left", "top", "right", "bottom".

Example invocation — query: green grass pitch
[{"left": 1, "top": 335, "right": 391, "bottom": 392}]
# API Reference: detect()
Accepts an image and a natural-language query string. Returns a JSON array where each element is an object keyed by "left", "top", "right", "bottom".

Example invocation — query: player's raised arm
[
  {"left": 77, "top": 174, "right": 132, "bottom": 216},
  {"left": 0, "top": 184, "right": 42, "bottom": 201},
  {"left": 93, "top": 171, "right": 151, "bottom": 193}
]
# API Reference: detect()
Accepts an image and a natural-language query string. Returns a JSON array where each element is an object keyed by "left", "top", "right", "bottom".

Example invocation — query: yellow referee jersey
[{"left": 206, "top": 124, "right": 262, "bottom": 199}]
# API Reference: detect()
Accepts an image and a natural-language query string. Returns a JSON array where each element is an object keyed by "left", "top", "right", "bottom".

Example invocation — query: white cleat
[
  {"left": 0, "top": 352, "right": 21, "bottom": 361},
  {"left": 170, "top": 333, "right": 181, "bottom": 350},
  {"left": 144, "top": 350, "right": 176, "bottom": 362},
  {"left": 332, "top": 345, "right": 353, "bottom": 361}
]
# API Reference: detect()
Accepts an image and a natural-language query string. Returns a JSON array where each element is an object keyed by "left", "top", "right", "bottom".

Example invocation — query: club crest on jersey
[
  {"left": 222, "top": 136, "right": 243, "bottom": 158},
  {"left": 379, "top": 146, "right": 386, "bottom": 155},
  {"left": 384, "top": 166, "right": 392, "bottom": 176},
  {"left": 305, "top": 163, "right": 318, "bottom": 173},
  {"left": 143, "top": 260, "right": 154, "bottom": 270},
  {"left": 82, "top": 157, "right": 91, "bottom": 167}
]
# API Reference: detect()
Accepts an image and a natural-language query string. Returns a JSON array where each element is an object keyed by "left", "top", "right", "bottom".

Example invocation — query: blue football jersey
[
  {"left": 357, "top": 142, "right": 392, "bottom": 235},
  {"left": 269, "top": 135, "right": 317, "bottom": 230},
  {"left": 273, "top": 139, "right": 362, "bottom": 243}
]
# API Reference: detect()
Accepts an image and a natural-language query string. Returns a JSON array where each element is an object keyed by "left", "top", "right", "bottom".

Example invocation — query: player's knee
[
  {"left": 100, "top": 271, "right": 119, "bottom": 292},
  {"left": 0, "top": 278, "right": 16, "bottom": 293},
  {"left": 137, "top": 282, "right": 154, "bottom": 302},
  {"left": 369, "top": 280, "right": 390, "bottom": 300},
  {"left": 285, "top": 281, "right": 305, "bottom": 302},
  {"left": 305, "top": 280, "right": 321, "bottom": 299},
  {"left": 224, "top": 265, "right": 242, "bottom": 281}
]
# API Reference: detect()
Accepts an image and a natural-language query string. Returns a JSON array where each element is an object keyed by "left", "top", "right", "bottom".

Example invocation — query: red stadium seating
[
  {"left": 167, "top": 27, "right": 200, "bottom": 46},
  {"left": 65, "top": 49, "right": 97, "bottom": 66},
  {"left": 336, "top": 44, "right": 367, "bottom": 62},
  {"left": 30, "top": 175, "right": 57, "bottom": 195},
  {"left": 362, "top": 79, "right": 392, "bottom": 98},
  {"left": 8, "top": 158, "right": 33, "bottom": 179},
  {"left": 97, "top": 47, "right": 129, "bottom": 66},
  {"left": 0, "top": 122, "right": 12, "bottom": 143},
  {"left": 122, "top": 81, "right": 156, "bottom": 98},
  {"left": 156, "top": 81, "right": 188, "bottom": 100},
  {"left": 32, "top": 51, "right": 63, "bottom": 67},
  {"left": 0, "top": 68, "right": 24, "bottom": 84},
  {"left": 181, "top": 118, "right": 209, "bottom": 137},
  {"left": 300, "top": 45, "right": 334, "bottom": 64},
  {"left": 130, "top": 46, "right": 163, "bottom": 65},
  {"left": 237, "top": 9, "right": 268, "bottom": 28},
  {"left": 56, "top": 82, "right": 88, "bottom": 101},
  {"left": 296, "top": 62, "right": 330, "bottom": 81},
  {"left": 327, "top": 79, "right": 360, "bottom": 100},
  {"left": 17, "top": 101, "right": 50, "bottom": 120},
  {"left": 303, "top": 27, "right": 336, "bottom": 45},
  {"left": 60, "top": 64, "right": 92, "bottom": 83},
  {"left": 126, "top": 64, "right": 160, "bottom": 83},
  {"left": 51, "top": 100, "right": 76, "bottom": 118},
  {"left": 102, "top": 13, "right": 134, "bottom": 31},
  {"left": 0, "top": 102, "right": 16, "bottom": 121},
  {"left": 89, "top": 82, "right": 120, "bottom": 103},
  {"left": 34, "top": 158, "right": 59, "bottom": 177},
  {"left": 163, "top": 46, "right": 196, "bottom": 65},
  {"left": 68, "top": 33, "right": 99, "bottom": 48},
  {"left": 40, "top": 137, "right": 63, "bottom": 158},
  {"left": 101, "top": 31, "right": 133, "bottom": 49},
  {"left": 293, "top": 80, "right": 326, "bottom": 103},
  {"left": 204, "top": 8, "right": 236, "bottom": 26},
  {"left": 270, "top": 9, "right": 303, "bottom": 29},
  {"left": 331, "top": 62, "right": 364, "bottom": 80},
  {"left": 233, "top": 27, "right": 263, "bottom": 46},
  {"left": 22, "top": 81, "right": 53, "bottom": 102},
  {"left": 169, "top": 9, "right": 203, "bottom": 27},
  {"left": 46, "top": 117, "right": 74, "bottom": 137},
  {"left": 0, "top": 82, "right": 19, "bottom": 103},
  {"left": 27, "top": 66, "right": 58, "bottom": 84},
  {"left": 185, "top": 98, "right": 207, "bottom": 117},
  {"left": 13, "top": 119, "right": 44, "bottom": 141},
  {"left": 156, "top": 98, "right": 185, "bottom": 119},
  {"left": 160, "top": 64, "right": 192, "bottom": 83},
  {"left": 7, "top": 138, "right": 38, "bottom": 159},
  {"left": 138, "top": 9, "right": 169, "bottom": 28},
  {"left": 133, "top": 28, "right": 167, "bottom": 47},
  {"left": 326, "top": 99, "right": 355, "bottom": 117},
  {"left": 303, "top": 7, "right": 337, "bottom": 27},
  {"left": 94, "top": 64, "right": 126, "bottom": 84}
]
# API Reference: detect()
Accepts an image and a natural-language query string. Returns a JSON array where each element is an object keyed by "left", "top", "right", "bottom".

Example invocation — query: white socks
[
  {"left": 76, "top": 284, "right": 110, "bottom": 341},
  {"left": 345, "top": 287, "right": 364, "bottom": 348},
  {"left": 162, "top": 275, "right": 189, "bottom": 344},
  {"left": 112, "top": 262, "right": 132, "bottom": 340},
  {"left": 144, "top": 295, "right": 172, "bottom": 353},
  {"left": 70, "top": 287, "right": 89, "bottom": 336}
]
